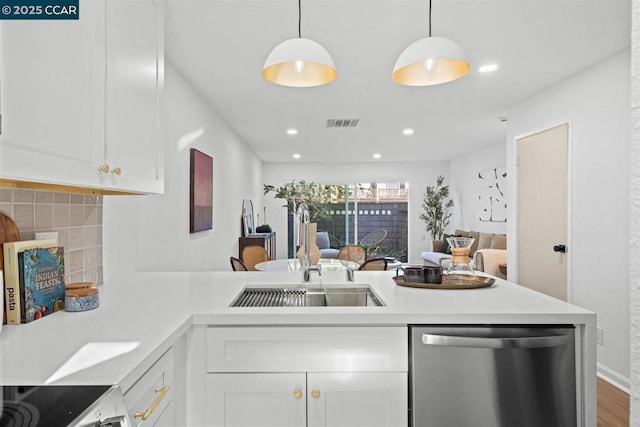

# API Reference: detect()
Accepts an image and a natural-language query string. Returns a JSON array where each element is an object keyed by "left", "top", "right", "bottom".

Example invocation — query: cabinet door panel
[
  {"left": 207, "top": 373, "right": 306, "bottom": 427},
  {"left": 105, "top": 0, "right": 163, "bottom": 193},
  {"left": 0, "top": 0, "right": 105, "bottom": 187},
  {"left": 307, "top": 373, "right": 407, "bottom": 427}
]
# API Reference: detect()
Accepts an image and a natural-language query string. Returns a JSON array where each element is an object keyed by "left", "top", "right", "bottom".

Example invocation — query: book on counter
[
  {"left": 18, "top": 247, "right": 65, "bottom": 323},
  {"left": 3, "top": 239, "right": 57, "bottom": 324}
]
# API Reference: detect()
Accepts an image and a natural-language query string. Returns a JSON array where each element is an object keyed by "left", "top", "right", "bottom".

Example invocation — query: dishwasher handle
[{"left": 421, "top": 333, "right": 568, "bottom": 349}]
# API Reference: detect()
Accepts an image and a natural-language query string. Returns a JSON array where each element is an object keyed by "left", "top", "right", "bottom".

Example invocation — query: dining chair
[
  {"left": 241, "top": 246, "right": 270, "bottom": 271},
  {"left": 230, "top": 256, "right": 248, "bottom": 271},
  {"left": 337, "top": 245, "right": 367, "bottom": 265},
  {"left": 359, "top": 258, "right": 388, "bottom": 271},
  {"left": 359, "top": 229, "right": 387, "bottom": 255}
]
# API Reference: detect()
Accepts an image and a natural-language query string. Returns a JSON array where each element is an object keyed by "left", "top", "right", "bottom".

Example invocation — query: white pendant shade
[
  {"left": 262, "top": 37, "right": 337, "bottom": 87},
  {"left": 392, "top": 36, "right": 470, "bottom": 86}
]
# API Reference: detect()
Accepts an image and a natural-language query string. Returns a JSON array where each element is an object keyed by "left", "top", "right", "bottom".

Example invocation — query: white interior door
[{"left": 516, "top": 123, "right": 569, "bottom": 300}]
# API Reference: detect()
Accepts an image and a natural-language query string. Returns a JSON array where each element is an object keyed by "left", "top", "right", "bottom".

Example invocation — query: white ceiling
[{"left": 164, "top": 0, "right": 630, "bottom": 163}]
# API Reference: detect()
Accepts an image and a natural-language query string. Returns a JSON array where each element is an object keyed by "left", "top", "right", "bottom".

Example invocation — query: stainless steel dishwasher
[{"left": 409, "top": 325, "right": 576, "bottom": 427}]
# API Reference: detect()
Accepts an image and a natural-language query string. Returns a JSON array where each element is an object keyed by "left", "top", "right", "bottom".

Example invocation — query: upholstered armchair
[
  {"left": 316, "top": 231, "right": 340, "bottom": 259},
  {"left": 473, "top": 249, "right": 507, "bottom": 279}
]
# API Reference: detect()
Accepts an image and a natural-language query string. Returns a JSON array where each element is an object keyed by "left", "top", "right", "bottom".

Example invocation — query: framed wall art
[
  {"left": 477, "top": 167, "right": 507, "bottom": 222},
  {"left": 190, "top": 148, "right": 213, "bottom": 233}
]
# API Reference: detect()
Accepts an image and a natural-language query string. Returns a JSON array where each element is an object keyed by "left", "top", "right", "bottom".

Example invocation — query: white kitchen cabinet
[
  {"left": 0, "top": 0, "right": 164, "bottom": 194},
  {"left": 207, "top": 373, "right": 307, "bottom": 427},
  {"left": 104, "top": 0, "right": 164, "bottom": 194},
  {"left": 204, "top": 326, "right": 408, "bottom": 427},
  {"left": 307, "top": 372, "right": 407, "bottom": 427},
  {"left": 206, "top": 372, "right": 406, "bottom": 427},
  {"left": 0, "top": 0, "right": 106, "bottom": 189},
  {"left": 125, "top": 347, "right": 175, "bottom": 427}
]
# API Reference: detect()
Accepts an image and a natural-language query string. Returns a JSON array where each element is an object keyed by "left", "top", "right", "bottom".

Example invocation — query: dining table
[{"left": 255, "top": 258, "right": 360, "bottom": 272}]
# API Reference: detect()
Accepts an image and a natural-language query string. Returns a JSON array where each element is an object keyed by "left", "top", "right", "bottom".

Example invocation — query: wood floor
[{"left": 598, "top": 377, "right": 629, "bottom": 426}]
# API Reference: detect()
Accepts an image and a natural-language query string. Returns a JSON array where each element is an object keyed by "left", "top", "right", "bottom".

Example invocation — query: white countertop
[{"left": 0, "top": 270, "right": 595, "bottom": 392}]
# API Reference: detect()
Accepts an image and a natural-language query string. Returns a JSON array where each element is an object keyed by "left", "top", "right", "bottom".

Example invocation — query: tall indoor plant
[{"left": 419, "top": 175, "right": 454, "bottom": 240}]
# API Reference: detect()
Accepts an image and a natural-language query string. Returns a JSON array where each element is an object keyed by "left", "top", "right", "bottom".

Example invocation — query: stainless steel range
[{"left": 0, "top": 385, "right": 131, "bottom": 427}]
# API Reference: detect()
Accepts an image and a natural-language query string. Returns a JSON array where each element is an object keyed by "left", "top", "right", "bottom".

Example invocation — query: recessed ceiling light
[
  {"left": 287, "top": 128, "right": 298, "bottom": 135},
  {"left": 403, "top": 128, "right": 414, "bottom": 136},
  {"left": 373, "top": 153, "right": 382, "bottom": 159},
  {"left": 478, "top": 64, "right": 499, "bottom": 73},
  {"left": 292, "top": 153, "right": 301, "bottom": 159}
]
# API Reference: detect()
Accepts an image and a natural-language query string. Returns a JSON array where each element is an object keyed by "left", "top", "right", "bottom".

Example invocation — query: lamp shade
[
  {"left": 262, "top": 37, "right": 337, "bottom": 87},
  {"left": 392, "top": 36, "right": 470, "bottom": 86}
]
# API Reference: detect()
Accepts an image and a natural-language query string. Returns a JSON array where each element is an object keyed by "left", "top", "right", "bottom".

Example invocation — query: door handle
[
  {"left": 553, "top": 244, "right": 566, "bottom": 253},
  {"left": 421, "top": 333, "right": 568, "bottom": 349}
]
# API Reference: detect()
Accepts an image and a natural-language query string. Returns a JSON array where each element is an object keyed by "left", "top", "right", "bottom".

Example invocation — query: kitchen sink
[{"left": 230, "top": 286, "right": 385, "bottom": 307}]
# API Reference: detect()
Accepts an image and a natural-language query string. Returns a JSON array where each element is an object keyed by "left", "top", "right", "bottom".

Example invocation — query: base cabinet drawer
[
  {"left": 125, "top": 347, "right": 175, "bottom": 427},
  {"left": 206, "top": 326, "right": 407, "bottom": 372},
  {"left": 206, "top": 372, "right": 407, "bottom": 427}
]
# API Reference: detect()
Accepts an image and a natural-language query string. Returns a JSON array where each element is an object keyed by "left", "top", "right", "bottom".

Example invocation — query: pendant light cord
[
  {"left": 298, "top": 0, "right": 302, "bottom": 38},
  {"left": 428, "top": 0, "right": 432, "bottom": 37}
]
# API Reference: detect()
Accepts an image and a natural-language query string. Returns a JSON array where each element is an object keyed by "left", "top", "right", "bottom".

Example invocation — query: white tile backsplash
[{"left": 0, "top": 189, "right": 103, "bottom": 285}]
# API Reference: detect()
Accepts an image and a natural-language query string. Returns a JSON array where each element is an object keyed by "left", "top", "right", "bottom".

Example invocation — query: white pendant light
[
  {"left": 393, "top": 0, "right": 470, "bottom": 86},
  {"left": 262, "top": 0, "right": 337, "bottom": 87}
]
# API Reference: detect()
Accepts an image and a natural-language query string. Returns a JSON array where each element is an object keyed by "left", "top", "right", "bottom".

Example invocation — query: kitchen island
[{"left": 0, "top": 270, "right": 596, "bottom": 426}]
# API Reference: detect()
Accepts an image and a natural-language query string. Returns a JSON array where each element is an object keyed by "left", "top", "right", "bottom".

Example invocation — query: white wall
[
  {"left": 262, "top": 161, "right": 449, "bottom": 263},
  {"left": 506, "top": 49, "right": 631, "bottom": 387},
  {"left": 631, "top": 2, "right": 640, "bottom": 421},
  {"left": 103, "top": 61, "right": 263, "bottom": 281},
  {"left": 449, "top": 142, "right": 507, "bottom": 235}
]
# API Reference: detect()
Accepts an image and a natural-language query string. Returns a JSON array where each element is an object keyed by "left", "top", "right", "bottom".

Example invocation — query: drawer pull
[
  {"left": 293, "top": 388, "right": 303, "bottom": 399},
  {"left": 134, "top": 385, "right": 170, "bottom": 421},
  {"left": 98, "top": 164, "right": 110, "bottom": 174},
  {"left": 111, "top": 166, "right": 122, "bottom": 176},
  {"left": 311, "top": 389, "right": 321, "bottom": 399}
]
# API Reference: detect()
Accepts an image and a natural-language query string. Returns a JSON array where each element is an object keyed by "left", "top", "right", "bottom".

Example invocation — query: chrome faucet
[{"left": 297, "top": 203, "right": 321, "bottom": 282}]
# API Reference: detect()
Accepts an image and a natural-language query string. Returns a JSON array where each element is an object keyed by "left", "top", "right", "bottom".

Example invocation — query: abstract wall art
[
  {"left": 190, "top": 148, "right": 213, "bottom": 233},
  {"left": 478, "top": 167, "right": 507, "bottom": 222}
]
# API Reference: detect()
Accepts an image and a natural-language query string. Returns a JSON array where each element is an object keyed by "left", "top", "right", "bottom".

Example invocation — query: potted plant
[
  {"left": 419, "top": 175, "right": 454, "bottom": 240},
  {"left": 264, "top": 180, "right": 345, "bottom": 257},
  {"left": 263, "top": 180, "right": 344, "bottom": 222}
]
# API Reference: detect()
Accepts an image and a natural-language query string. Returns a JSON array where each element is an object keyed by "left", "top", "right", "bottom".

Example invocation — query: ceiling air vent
[{"left": 327, "top": 119, "right": 360, "bottom": 128}]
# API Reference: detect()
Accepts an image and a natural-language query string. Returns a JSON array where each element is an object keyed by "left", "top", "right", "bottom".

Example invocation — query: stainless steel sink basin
[{"left": 230, "top": 286, "right": 385, "bottom": 307}]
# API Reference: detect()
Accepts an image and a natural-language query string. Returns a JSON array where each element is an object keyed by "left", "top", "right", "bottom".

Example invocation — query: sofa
[{"left": 421, "top": 229, "right": 507, "bottom": 279}]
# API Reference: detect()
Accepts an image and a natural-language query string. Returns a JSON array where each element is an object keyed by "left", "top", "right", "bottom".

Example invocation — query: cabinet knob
[
  {"left": 111, "top": 167, "right": 122, "bottom": 176},
  {"left": 293, "top": 388, "right": 303, "bottom": 400},
  {"left": 98, "top": 164, "right": 110, "bottom": 174},
  {"left": 311, "top": 389, "right": 321, "bottom": 399}
]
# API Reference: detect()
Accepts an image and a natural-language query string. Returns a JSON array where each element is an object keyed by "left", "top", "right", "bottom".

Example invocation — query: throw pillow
[
  {"left": 467, "top": 231, "right": 480, "bottom": 256},
  {"left": 477, "top": 232, "right": 494, "bottom": 250},
  {"left": 454, "top": 229, "right": 469, "bottom": 238},
  {"left": 491, "top": 234, "right": 507, "bottom": 250}
]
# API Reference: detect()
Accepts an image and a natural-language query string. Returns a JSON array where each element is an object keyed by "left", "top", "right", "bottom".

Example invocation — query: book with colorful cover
[
  {"left": 18, "top": 247, "right": 65, "bottom": 323},
  {"left": 3, "top": 239, "right": 57, "bottom": 324}
]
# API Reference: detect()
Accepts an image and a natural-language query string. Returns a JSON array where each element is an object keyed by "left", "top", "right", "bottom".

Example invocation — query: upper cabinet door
[
  {"left": 0, "top": 0, "right": 106, "bottom": 188},
  {"left": 104, "top": 0, "right": 164, "bottom": 194}
]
